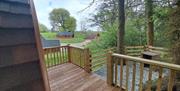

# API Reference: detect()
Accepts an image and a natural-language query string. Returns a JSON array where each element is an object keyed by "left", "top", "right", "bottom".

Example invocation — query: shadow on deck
[{"left": 47, "top": 63, "right": 120, "bottom": 91}]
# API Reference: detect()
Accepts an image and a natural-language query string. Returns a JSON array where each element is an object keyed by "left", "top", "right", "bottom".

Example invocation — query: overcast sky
[{"left": 34, "top": 0, "right": 97, "bottom": 31}]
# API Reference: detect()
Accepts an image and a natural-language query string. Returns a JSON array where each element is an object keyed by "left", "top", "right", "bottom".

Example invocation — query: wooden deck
[{"left": 47, "top": 63, "right": 120, "bottom": 91}]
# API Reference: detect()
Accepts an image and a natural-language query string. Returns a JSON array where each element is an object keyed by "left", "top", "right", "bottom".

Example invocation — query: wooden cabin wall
[{"left": 0, "top": 0, "right": 49, "bottom": 91}]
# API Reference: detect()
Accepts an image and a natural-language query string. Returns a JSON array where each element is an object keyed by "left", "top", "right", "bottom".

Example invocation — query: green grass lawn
[
  {"left": 41, "top": 32, "right": 86, "bottom": 43},
  {"left": 41, "top": 32, "right": 57, "bottom": 39}
]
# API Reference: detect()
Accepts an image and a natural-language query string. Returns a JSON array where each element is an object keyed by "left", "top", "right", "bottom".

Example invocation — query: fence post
[
  {"left": 107, "top": 51, "right": 113, "bottom": 85},
  {"left": 67, "top": 44, "right": 71, "bottom": 63},
  {"left": 84, "top": 48, "right": 91, "bottom": 73}
]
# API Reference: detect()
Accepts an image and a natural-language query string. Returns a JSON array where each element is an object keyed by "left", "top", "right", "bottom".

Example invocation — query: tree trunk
[
  {"left": 145, "top": 0, "right": 154, "bottom": 46},
  {"left": 170, "top": 1, "right": 180, "bottom": 90},
  {"left": 117, "top": 0, "right": 125, "bottom": 54}
]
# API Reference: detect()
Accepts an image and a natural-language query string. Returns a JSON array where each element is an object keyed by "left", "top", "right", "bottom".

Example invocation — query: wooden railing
[
  {"left": 125, "top": 46, "right": 145, "bottom": 56},
  {"left": 125, "top": 46, "right": 169, "bottom": 57},
  {"left": 107, "top": 52, "right": 180, "bottom": 91},
  {"left": 43, "top": 46, "right": 69, "bottom": 68},
  {"left": 90, "top": 48, "right": 116, "bottom": 71},
  {"left": 69, "top": 46, "right": 91, "bottom": 72},
  {"left": 43, "top": 45, "right": 91, "bottom": 72}
]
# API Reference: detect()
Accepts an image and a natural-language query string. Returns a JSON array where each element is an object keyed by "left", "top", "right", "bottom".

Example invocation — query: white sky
[{"left": 34, "top": 0, "right": 97, "bottom": 31}]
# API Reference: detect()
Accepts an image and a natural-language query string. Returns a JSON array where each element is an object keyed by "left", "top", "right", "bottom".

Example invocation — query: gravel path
[{"left": 95, "top": 63, "right": 169, "bottom": 91}]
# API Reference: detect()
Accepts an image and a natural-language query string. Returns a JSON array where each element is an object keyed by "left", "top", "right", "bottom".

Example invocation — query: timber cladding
[{"left": 0, "top": 0, "right": 50, "bottom": 91}]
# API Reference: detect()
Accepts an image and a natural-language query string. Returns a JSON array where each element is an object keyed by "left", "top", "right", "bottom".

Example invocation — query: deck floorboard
[{"left": 47, "top": 63, "right": 120, "bottom": 91}]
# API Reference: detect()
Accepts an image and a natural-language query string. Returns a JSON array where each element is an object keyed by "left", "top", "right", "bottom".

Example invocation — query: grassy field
[
  {"left": 60, "top": 32, "right": 86, "bottom": 43},
  {"left": 41, "top": 32, "right": 57, "bottom": 39},
  {"left": 41, "top": 32, "right": 86, "bottom": 43}
]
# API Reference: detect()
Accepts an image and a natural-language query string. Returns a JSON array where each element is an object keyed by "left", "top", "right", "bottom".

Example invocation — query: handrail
[
  {"left": 107, "top": 52, "right": 180, "bottom": 91},
  {"left": 112, "top": 53, "right": 180, "bottom": 71},
  {"left": 43, "top": 45, "right": 92, "bottom": 73}
]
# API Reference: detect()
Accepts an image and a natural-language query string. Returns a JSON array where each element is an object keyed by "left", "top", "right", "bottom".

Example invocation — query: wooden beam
[{"left": 107, "top": 51, "right": 113, "bottom": 85}]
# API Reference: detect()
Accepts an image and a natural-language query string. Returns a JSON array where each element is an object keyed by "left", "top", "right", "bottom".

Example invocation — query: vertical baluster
[
  {"left": 168, "top": 70, "right": 176, "bottom": 91},
  {"left": 139, "top": 63, "right": 144, "bottom": 91},
  {"left": 53, "top": 48, "right": 56, "bottom": 66},
  {"left": 114, "top": 58, "right": 118, "bottom": 86},
  {"left": 53, "top": 48, "right": 57, "bottom": 65},
  {"left": 147, "top": 65, "right": 153, "bottom": 91},
  {"left": 126, "top": 61, "right": 129, "bottom": 91},
  {"left": 62, "top": 47, "right": 65, "bottom": 63},
  {"left": 48, "top": 49, "right": 51, "bottom": 67},
  {"left": 45, "top": 49, "right": 49, "bottom": 68},
  {"left": 156, "top": 67, "right": 163, "bottom": 91},
  {"left": 65, "top": 47, "right": 68, "bottom": 62},
  {"left": 64, "top": 47, "right": 67, "bottom": 63},
  {"left": 57, "top": 47, "right": 61, "bottom": 64},
  {"left": 107, "top": 52, "right": 113, "bottom": 85},
  {"left": 80, "top": 49, "right": 82, "bottom": 67},
  {"left": 59, "top": 47, "right": 62, "bottom": 64},
  {"left": 50, "top": 48, "right": 54, "bottom": 66},
  {"left": 44, "top": 49, "right": 47, "bottom": 67},
  {"left": 120, "top": 59, "right": 124, "bottom": 91},
  {"left": 71, "top": 47, "right": 74, "bottom": 64},
  {"left": 56, "top": 48, "right": 59, "bottom": 65},
  {"left": 131, "top": 62, "right": 136, "bottom": 91}
]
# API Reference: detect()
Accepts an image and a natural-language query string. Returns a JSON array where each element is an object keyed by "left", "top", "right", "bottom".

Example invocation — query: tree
[
  {"left": 49, "top": 8, "right": 76, "bottom": 32},
  {"left": 117, "top": 0, "right": 125, "bottom": 54},
  {"left": 145, "top": 0, "right": 154, "bottom": 46},
  {"left": 64, "top": 17, "right": 76, "bottom": 32},
  {"left": 169, "top": 1, "right": 180, "bottom": 90},
  {"left": 39, "top": 23, "right": 48, "bottom": 32}
]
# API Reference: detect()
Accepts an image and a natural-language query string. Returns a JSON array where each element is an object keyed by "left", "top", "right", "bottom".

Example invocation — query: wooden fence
[
  {"left": 43, "top": 45, "right": 91, "bottom": 72},
  {"left": 43, "top": 46, "right": 69, "bottom": 68},
  {"left": 90, "top": 48, "right": 116, "bottom": 71},
  {"left": 107, "top": 53, "right": 180, "bottom": 91}
]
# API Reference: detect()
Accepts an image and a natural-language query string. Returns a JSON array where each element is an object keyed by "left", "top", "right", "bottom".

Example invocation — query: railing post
[
  {"left": 67, "top": 44, "right": 71, "bottom": 63},
  {"left": 84, "top": 48, "right": 91, "bottom": 73},
  {"left": 107, "top": 51, "right": 113, "bottom": 85}
]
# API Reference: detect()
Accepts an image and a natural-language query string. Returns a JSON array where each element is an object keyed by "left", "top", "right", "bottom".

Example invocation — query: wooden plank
[
  {"left": 30, "top": 0, "right": 51, "bottom": 90},
  {"left": 48, "top": 63, "right": 121, "bottom": 91},
  {"left": 4, "top": 0, "right": 29, "bottom": 4},
  {"left": 84, "top": 48, "right": 91, "bottom": 73},
  {"left": 147, "top": 65, "right": 153, "bottom": 91},
  {"left": 0, "top": 61, "right": 43, "bottom": 90},
  {"left": 125, "top": 61, "right": 129, "bottom": 91},
  {"left": 131, "top": 62, "right": 136, "bottom": 91},
  {"left": 107, "top": 52, "right": 113, "bottom": 85},
  {"left": 0, "top": 12, "right": 33, "bottom": 28},
  {"left": 139, "top": 63, "right": 144, "bottom": 91},
  {"left": 168, "top": 70, "right": 176, "bottom": 91},
  {"left": 0, "top": 44, "right": 39, "bottom": 67},
  {"left": 0, "top": 1, "right": 30, "bottom": 15},
  {"left": 115, "top": 59, "right": 118, "bottom": 86},
  {"left": 120, "top": 59, "right": 124, "bottom": 91},
  {"left": 156, "top": 67, "right": 163, "bottom": 91},
  {"left": 0, "top": 29, "right": 35, "bottom": 47}
]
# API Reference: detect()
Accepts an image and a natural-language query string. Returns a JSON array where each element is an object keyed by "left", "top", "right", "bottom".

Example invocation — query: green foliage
[
  {"left": 86, "top": 23, "right": 117, "bottom": 51},
  {"left": 64, "top": 17, "right": 76, "bottom": 32},
  {"left": 49, "top": 8, "right": 76, "bottom": 32},
  {"left": 39, "top": 23, "right": 49, "bottom": 33},
  {"left": 41, "top": 32, "right": 57, "bottom": 39}
]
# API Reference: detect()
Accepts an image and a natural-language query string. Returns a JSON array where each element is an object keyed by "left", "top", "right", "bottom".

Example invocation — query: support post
[
  {"left": 67, "top": 44, "right": 71, "bottom": 63},
  {"left": 84, "top": 48, "right": 91, "bottom": 73},
  {"left": 107, "top": 51, "right": 113, "bottom": 85}
]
